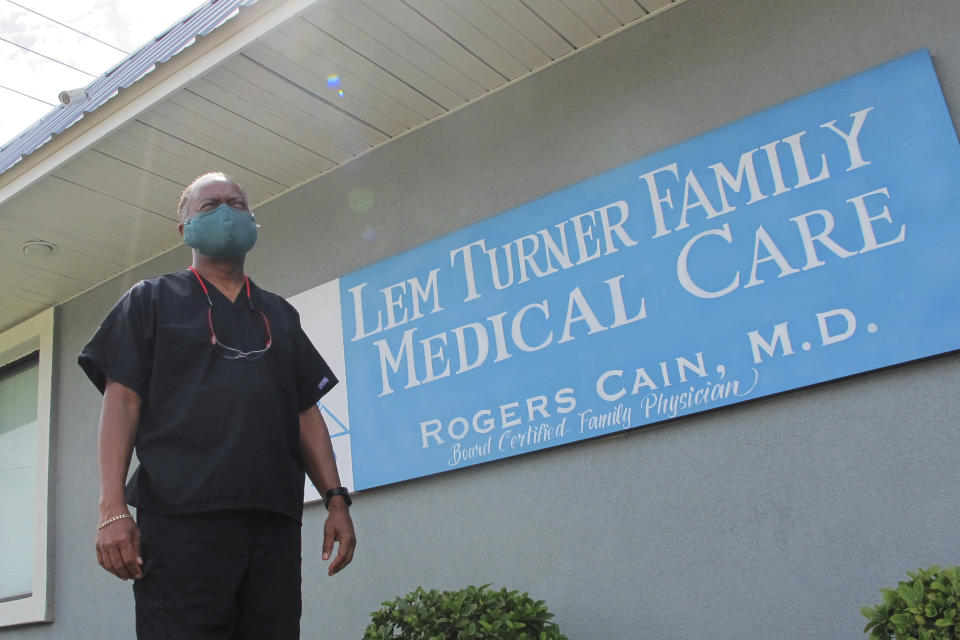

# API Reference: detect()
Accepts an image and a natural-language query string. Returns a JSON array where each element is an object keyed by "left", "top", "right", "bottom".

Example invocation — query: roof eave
[{"left": 0, "top": 0, "right": 317, "bottom": 208}]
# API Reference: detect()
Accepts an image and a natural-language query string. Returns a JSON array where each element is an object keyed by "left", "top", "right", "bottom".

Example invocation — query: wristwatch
[{"left": 323, "top": 486, "right": 352, "bottom": 509}]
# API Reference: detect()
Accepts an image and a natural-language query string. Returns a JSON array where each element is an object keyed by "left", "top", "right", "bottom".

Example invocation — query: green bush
[
  {"left": 862, "top": 565, "right": 960, "bottom": 639},
  {"left": 363, "top": 584, "right": 568, "bottom": 640}
]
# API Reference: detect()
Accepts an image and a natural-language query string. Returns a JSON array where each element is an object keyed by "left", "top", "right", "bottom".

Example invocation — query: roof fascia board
[{"left": 0, "top": 0, "right": 317, "bottom": 206}]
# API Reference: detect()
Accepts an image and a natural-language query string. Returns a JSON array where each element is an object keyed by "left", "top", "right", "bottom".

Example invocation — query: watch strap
[{"left": 324, "top": 486, "right": 352, "bottom": 509}]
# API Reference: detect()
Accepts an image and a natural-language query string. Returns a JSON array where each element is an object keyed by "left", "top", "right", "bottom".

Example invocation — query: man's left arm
[{"left": 299, "top": 404, "right": 357, "bottom": 576}]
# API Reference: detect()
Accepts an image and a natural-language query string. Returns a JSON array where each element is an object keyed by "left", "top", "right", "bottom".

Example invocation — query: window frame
[{"left": 0, "top": 308, "right": 55, "bottom": 627}]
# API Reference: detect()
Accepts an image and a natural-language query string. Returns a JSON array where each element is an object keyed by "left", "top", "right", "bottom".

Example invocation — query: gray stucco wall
[{"left": 6, "top": 0, "right": 960, "bottom": 638}]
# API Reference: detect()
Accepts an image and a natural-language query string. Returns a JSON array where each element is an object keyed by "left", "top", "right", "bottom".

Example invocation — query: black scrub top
[{"left": 78, "top": 269, "right": 338, "bottom": 521}]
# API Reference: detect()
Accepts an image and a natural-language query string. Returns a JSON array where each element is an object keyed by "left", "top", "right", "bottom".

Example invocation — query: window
[
  {"left": 0, "top": 309, "right": 54, "bottom": 627},
  {"left": 0, "top": 354, "right": 39, "bottom": 602}
]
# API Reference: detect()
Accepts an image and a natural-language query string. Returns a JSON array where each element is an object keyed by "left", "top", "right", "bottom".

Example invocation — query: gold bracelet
[{"left": 97, "top": 513, "right": 132, "bottom": 530}]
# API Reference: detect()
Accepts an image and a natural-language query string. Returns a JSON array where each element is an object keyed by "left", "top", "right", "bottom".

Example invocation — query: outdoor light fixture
[
  {"left": 20, "top": 240, "right": 58, "bottom": 257},
  {"left": 58, "top": 88, "right": 89, "bottom": 106}
]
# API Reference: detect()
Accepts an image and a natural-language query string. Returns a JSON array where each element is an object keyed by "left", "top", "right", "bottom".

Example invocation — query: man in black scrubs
[{"left": 79, "top": 172, "right": 356, "bottom": 639}]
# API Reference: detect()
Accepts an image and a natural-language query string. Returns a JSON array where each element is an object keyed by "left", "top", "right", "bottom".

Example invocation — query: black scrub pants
[{"left": 133, "top": 510, "right": 302, "bottom": 640}]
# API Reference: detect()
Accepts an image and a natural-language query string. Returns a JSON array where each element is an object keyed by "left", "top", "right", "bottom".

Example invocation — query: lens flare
[
  {"left": 362, "top": 226, "right": 376, "bottom": 244},
  {"left": 326, "top": 74, "right": 340, "bottom": 88},
  {"left": 348, "top": 187, "right": 375, "bottom": 213},
  {"left": 338, "top": 90, "right": 345, "bottom": 98}
]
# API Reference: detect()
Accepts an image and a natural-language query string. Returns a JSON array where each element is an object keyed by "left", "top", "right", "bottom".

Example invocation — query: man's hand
[
  {"left": 95, "top": 515, "right": 143, "bottom": 580},
  {"left": 322, "top": 501, "right": 356, "bottom": 576},
  {"left": 96, "top": 380, "right": 142, "bottom": 581},
  {"left": 299, "top": 404, "right": 357, "bottom": 576}
]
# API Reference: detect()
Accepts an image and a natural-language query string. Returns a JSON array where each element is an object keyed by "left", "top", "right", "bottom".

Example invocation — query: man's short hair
[{"left": 178, "top": 172, "right": 248, "bottom": 223}]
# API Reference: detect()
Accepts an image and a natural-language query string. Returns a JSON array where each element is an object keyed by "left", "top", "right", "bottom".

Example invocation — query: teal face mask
[{"left": 183, "top": 204, "right": 258, "bottom": 258}]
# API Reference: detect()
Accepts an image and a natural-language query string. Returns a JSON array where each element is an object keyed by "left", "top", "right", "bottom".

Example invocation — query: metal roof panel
[{"left": 0, "top": 0, "right": 258, "bottom": 175}]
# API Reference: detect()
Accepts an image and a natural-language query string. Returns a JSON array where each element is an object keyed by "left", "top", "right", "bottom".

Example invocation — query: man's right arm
[{"left": 95, "top": 379, "right": 143, "bottom": 581}]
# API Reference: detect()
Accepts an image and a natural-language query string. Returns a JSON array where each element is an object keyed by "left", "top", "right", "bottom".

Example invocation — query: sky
[{"left": 0, "top": 0, "right": 205, "bottom": 148}]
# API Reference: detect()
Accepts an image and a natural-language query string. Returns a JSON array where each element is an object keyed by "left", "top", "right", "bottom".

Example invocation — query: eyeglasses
[{"left": 189, "top": 266, "right": 272, "bottom": 360}]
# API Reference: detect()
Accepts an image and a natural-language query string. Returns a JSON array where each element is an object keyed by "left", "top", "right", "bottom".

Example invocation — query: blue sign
[{"left": 309, "top": 50, "right": 960, "bottom": 490}]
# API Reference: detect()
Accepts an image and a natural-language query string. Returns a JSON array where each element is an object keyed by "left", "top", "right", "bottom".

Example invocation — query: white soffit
[{"left": 0, "top": 0, "right": 683, "bottom": 332}]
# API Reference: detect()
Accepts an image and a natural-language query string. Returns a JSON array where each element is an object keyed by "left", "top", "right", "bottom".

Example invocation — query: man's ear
[{"left": 178, "top": 223, "right": 184, "bottom": 237}]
